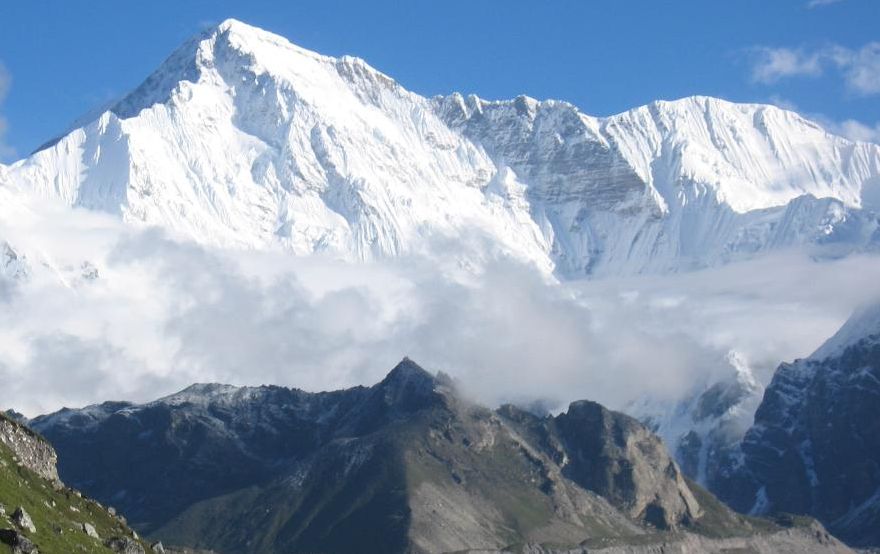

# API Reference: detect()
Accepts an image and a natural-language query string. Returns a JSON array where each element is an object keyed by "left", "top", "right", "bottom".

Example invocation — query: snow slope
[
  {"left": 810, "top": 303, "right": 880, "bottom": 361},
  {"left": 2, "top": 19, "right": 880, "bottom": 277}
]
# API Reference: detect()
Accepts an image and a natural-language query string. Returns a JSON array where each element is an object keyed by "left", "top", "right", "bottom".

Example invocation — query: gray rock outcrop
[
  {"left": 82, "top": 521, "right": 99, "bottom": 539},
  {"left": 11, "top": 507, "right": 35, "bottom": 534},
  {"left": 0, "top": 413, "right": 59, "bottom": 483},
  {"left": 105, "top": 536, "right": 147, "bottom": 554},
  {"left": 0, "top": 529, "right": 38, "bottom": 554},
  {"left": 553, "top": 400, "right": 702, "bottom": 529}
]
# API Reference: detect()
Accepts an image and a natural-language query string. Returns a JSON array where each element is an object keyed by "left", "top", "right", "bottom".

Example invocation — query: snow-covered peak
[
  {"left": 3, "top": 20, "right": 880, "bottom": 278},
  {"left": 155, "top": 382, "right": 249, "bottom": 407},
  {"left": 111, "top": 17, "right": 400, "bottom": 122},
  {"left": 602, "top": 95, "right": 873, "bottom": 213}
]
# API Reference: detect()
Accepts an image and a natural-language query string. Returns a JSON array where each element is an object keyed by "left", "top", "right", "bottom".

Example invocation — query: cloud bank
[{"left": 2, "top": 193, "right": 880, "bottom": 417}]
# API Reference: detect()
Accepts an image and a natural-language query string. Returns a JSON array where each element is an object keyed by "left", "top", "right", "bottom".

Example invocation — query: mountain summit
[{"left": 2, "top": 19, "right": 879, "bottom": 277}]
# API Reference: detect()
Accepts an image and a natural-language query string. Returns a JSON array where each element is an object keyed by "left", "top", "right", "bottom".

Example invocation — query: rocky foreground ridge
[
  {"left": 28, "top": 359, "right": 853, "bottom": 553},
  {"left": 0, "top": 412, "right": 154, "bottom": 553}
]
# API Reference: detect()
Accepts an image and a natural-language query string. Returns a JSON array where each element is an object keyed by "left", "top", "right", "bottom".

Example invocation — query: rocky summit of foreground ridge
[
  {"left": 2, "top": 19, "right": 879, "bottom": 278},
  {"left": 29, "top": 359, "right": 852, "bottom": 554}
]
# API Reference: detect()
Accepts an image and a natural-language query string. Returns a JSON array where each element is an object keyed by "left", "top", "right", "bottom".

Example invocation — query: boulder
[
  {"left": 105, "top": 536, "right": 146, "bottom": 554},
  {"left": 81, "top": 522, "right": 99, "bottom": 539},
  {"left": 0, "top": 528, "right": 38, "bottom": 553},
  {"left": 11, "top": 508, "right": 35, "bottom": 534}
]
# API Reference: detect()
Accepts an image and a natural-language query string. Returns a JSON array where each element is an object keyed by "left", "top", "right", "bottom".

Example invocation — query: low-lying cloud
[{"left": 2, "top": 194, "right": 880, "bottom": 417}]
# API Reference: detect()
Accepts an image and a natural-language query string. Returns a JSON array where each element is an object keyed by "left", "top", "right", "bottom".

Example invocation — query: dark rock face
[
  {"left": 32, "top": 383, "right": 374, "bottom": 532},
  {"left": 715, "top": 324, "right": 880, "bottom": 546},
  {"left": 30, "top": 360, "right": 446, "bottom": 545},
  {"left": 626, "top": 363, "right": 764, "bottom": 503},
  {"left": 30, "top": 359, "right": 838, "bottom": 554},
  {"left": 693, "top": 379, "right": 753, "bottom": 423},
  {"left": 0, "top": 529, "right": 38, "bottom": 554},
  {"left": 552, "top": 400, "right": 701, "bottom": 529}
]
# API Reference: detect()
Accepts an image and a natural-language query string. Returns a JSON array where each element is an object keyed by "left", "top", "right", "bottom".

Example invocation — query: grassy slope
[{"left": 0, "top": 418, "right": 149, "bottom": 553}]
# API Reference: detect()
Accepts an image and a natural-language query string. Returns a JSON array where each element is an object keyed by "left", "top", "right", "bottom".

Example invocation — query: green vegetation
[{"left": 0, "top": 425, "right": 148, "bottom": 553}]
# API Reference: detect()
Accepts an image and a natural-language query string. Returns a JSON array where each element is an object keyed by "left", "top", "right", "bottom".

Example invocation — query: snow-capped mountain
[
  {"left": 714, "top": 303, "right": 880, "bottom": 546},
  {"left": 2, "top": 19, "right": 879, "bottom": 277}
]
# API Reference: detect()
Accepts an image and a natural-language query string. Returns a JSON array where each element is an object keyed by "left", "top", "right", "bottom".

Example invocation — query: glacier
[{"left": 1, "top": 18, "right": 879, "bottom": 279}]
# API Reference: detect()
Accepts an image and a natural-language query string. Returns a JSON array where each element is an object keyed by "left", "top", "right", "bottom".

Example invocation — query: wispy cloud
[
  {"left": 806, "top": 0, "right": 845, "bottom": 8},
  {"left": 0, "top": 62, "right": 15, "bottom": 162},
  {"left": 750, "top": 42, "right": 880, "bottom": 96},
  {"left": 827, "top": 118, "right": 880, "bottom": 143},
  {"left": 750, "top": 48, "right": 823, "bottom": 83},
  {"left": 832, "top": 42, "right": 880, "bottom": 95},
  {"left": 764, "top": 95, "right": 880, "bottom": 144}
]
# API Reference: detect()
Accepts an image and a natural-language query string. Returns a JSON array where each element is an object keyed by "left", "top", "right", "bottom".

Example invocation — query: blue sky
[{"left": 0, "top": 0, "right": 877, "bottom": 162}]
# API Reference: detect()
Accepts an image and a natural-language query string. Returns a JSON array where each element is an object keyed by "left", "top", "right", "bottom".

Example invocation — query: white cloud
[
  {"left": 750, "top": 42, "right": 880, "bottom": 96},
  {"left": 828, "top": 118, "right": 880, "bottom": 142},
  {"left": 806, "top": 0, "right": 844, "bottom": 8},
  {"left": 833, "top": 42, "right": 880, "bottom": 95},
  {"left": 750, "top": 47, "right": 822, "bottom": 83},
  {"left": 2, "top": 191, "right": 880, "bottom": 418}
]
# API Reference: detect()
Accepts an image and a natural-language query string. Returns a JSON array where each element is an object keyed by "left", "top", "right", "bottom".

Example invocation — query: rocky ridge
[
  {"left": 0, "top": 413, "right": 58, "bottom": 484},
  {"left": 30, "top": 359, "right": 850, "bottom": 553},
  {"left": 713, "top": 304, "right": 880, "bottom": 547},
  {"left": 0, "top": 412, "right": 153, "bottom": 553}
]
